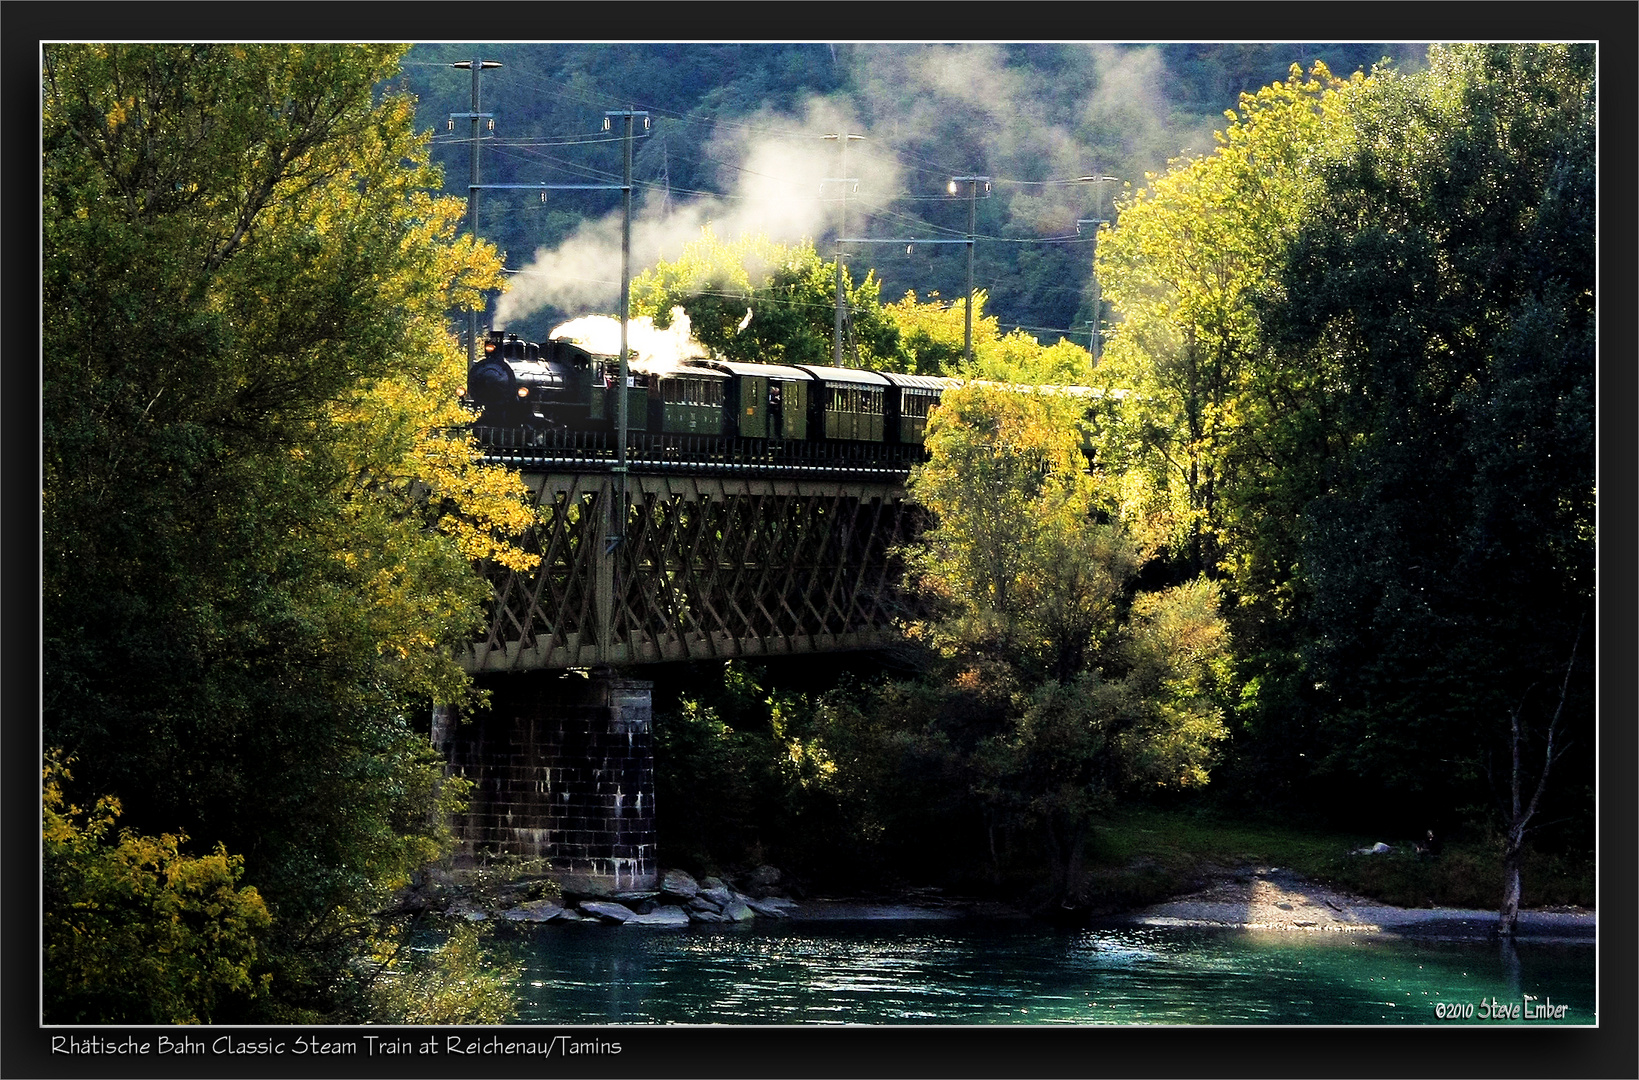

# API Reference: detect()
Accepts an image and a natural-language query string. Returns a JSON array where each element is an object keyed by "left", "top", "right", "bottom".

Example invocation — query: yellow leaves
[
  {"left": 290, "top": 322, "right": 537, "bottom": 704},
  {"left": 103, "top": 96, "right": 131, "bottom": 131},
  {"left": 333, "top": 331, "right": 539, "bottom": 574},
  {"left": 910, "top": 382, "right": 1122, "bottom": 673},
  {"left": 43, "top": 753, "right": 273, "bottom": 1023}
]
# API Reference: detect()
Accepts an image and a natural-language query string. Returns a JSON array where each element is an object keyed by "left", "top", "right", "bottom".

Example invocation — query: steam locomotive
[{"left": 464, "top": 326, "right": 954, "bottom": 452}]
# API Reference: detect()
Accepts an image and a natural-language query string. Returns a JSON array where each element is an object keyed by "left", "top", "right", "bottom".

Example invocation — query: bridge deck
[{"left": 475, "top": 425, "right": 925, "bottom": 480}]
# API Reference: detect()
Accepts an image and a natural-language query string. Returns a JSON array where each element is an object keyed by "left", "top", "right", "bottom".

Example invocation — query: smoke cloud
[
  {"left": 493, "top": 45, "right": 1205, "bottom": 328},
  {"left": 494, "top": 96, "right": 901, "bottom": 328}
]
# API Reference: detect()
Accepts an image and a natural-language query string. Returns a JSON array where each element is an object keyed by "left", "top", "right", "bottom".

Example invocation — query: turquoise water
[{"left": 500, "top": 920, "right": 1595, "bottom": 1026}]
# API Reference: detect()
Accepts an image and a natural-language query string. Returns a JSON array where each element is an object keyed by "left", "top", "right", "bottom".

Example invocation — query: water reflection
[{"left": 502, "top": 920, "right": 1594, "bottom": 1026}]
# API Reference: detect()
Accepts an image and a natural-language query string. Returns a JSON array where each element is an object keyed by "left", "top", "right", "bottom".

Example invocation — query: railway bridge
[{"left": 435, "top": 430, "right": 927, "bottom": 895}]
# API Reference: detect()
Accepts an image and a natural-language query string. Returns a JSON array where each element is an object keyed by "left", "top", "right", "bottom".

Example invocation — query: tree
[
  {"left": 907, "top": 385, "right": 1230, "bottom": 901},
  {"left": 1093, "top": 62, "right": 1361, "bottom": 583},
  {"left": 42, "top": 43, "right": 530, "bottom": 1020},
  {"left": 975, "top": 579, "right": 1230, "bottom": 904},
  {"left": 43, "top": 757, "right": 273, "bottom": 1024},
  {"left": 882, "top": 289, "right": 1096, "bottom": 383},
  {"left": 1265, "top": 45, "right": 1595, "bottom": 872},
  {"left": 907, "top": 382, "right": 1126, "bottom": 680},
  {"left": 632, "top": 228, "right": 901, "bottom": 368},
  {"left": 881, "top": 289, "right": 988, "bottom": 376}
]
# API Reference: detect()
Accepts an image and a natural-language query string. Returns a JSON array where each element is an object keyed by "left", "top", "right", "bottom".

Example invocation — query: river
[{"left": 493, "top": 918, "right": 1595, "bottom": 1026}]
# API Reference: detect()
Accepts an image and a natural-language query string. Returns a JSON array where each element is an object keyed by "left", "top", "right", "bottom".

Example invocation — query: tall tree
[
  {"left": 42, "top": 43, "right": 530, "bottom": 1020},
  {"left": 1267, "top": 45, "right": 1595, "bottom": 880},
  {"left": 906, "top": 386, "right": 1230, "bottom": 902},
  {"left": 1093, "top": 62, "right": 1361, "bottom": 582}
]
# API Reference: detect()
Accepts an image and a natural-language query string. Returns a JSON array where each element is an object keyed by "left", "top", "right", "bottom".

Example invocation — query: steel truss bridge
[{"left": 460, "top": 428, "right": 927, "bottom": 673}]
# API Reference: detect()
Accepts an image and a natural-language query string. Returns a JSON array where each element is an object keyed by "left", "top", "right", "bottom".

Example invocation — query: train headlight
[{"left": 517, "top": 386, "right": 530, "bottom": 398}]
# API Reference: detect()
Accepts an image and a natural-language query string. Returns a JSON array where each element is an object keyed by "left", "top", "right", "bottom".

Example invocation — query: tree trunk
[
  {"left": 1497, "top": 824, "right": 1524, "bottom": 937},
  {"left": 1063, "top": 823, "right": 1088, "bottom": 904},
  {"left": 1495, "top": 624, "right": 1580, "bottom": 938}
]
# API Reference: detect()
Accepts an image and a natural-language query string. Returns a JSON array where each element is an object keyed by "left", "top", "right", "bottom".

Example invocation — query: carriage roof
[
  {"left": 791, "top": 364, "right": 892, "bottom": 388},
  {"left": 690, "top": 359, "right": 812, "bottom": 381},
  {"left": 882, "top": 372, "right": 958, "bottom": 393}
]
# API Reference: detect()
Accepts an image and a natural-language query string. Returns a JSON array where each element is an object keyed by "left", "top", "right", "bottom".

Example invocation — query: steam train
[
  {"left": 464, "top": 326, "right": 953, "bottom": 452},
  {"left": 464, "top": 323, "right": 1108, "bottom": 469}
]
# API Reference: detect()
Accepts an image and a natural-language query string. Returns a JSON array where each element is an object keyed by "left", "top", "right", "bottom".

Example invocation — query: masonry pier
[{"left": 436, "top": 668, "right": 656, "bottom": 895}]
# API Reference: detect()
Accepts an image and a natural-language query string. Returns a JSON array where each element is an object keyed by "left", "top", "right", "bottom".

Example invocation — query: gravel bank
[{"left": 1118, "top": 866, "right": 1595, "bottom": 943}]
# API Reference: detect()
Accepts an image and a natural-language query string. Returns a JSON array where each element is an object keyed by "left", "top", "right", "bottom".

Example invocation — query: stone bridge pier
[{"left": 435, "top": 668, "right": 656, "bottom": 895}]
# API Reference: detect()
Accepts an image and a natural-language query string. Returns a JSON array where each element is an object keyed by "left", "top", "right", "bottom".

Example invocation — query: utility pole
[
  {"left": 1076, "top": 175, "right": 1120, "bottom": 365},
  {"left": 454, "top": 91, "right": 649, "bottom": 661},
  {"left": 1077, "top": 218, "right": 1108, "bottom": 363},
  {"left": 948, "top": 176, "right": 990, "bottom": 366},
  {"left": 449, "top": 58, "right": 501, "bottom": 366},
  {"left": 604, "top": 110, "right": 647, "bottom": 559},
  {"left": 823, "top": 133, "right": 864, "bottom": 366}
]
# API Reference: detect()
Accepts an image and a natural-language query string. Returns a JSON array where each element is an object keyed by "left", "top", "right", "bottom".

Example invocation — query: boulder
[
  {"left": 721, "top": 898, "right": 756, "bottom": 923},
  {"left": 699, "top": 876, "right": 727, "bottom": 891},
  {"left": 448, "top": 900, "right": 490, "bottom": 921},
  {"left": 627, "top": 905, "right": 690, "bottom": 928},
  {"left": 551, "top": 908, "right": 587, "bottom": 923},
  {"left": 687, "top": 895, "right": 721, "bottom": 913},
  {"left": 744, "top": 898, "right": 790, "bottom": 919},
  {"left": 660, "top": 869, "right": 700, "bottom": 901},
  {"left": 500, "top": 900, "right": 564, "bottom": 923},
  {"left": 699, "top": 886, "right": 735, "bottom": 908},
  {"left": 688, "top": 909, "right": 729, "bottom": 923},
  {"left": 579, "top": 901, "right": 636, "bottom": 924}
]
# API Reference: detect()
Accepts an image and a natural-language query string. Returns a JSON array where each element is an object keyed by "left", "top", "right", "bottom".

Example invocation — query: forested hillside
[{"left": 401, "top": 43, "right": 1426, "bottom": 346}]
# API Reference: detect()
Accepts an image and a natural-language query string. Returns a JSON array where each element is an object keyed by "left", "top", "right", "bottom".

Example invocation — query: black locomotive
[{"left": 464, "top": 326, "right": 957, "bottom": 452}]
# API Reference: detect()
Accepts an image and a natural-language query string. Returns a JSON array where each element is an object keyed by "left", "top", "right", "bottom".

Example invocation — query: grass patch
[{"left": 1080, "top": 806, "right": 1594, "bottom": 911}]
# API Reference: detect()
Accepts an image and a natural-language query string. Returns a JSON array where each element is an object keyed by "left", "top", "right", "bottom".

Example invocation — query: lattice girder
[{"left": 463, "top": 472, "right": 921, "bottom": 672}]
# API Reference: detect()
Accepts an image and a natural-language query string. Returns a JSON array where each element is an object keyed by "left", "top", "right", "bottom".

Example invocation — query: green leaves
[
  {"left": 1268, "top": 45, "right": 1595, "bottom": 832},
  {"left": 632, "top": 228, "right": 902, "bottom": 368},
  {"left": 908, "top": 382, "right": 1109, "bottom": 673},
  {"left": 42, "top": 43, "right": 528, "bottom": 1021}
]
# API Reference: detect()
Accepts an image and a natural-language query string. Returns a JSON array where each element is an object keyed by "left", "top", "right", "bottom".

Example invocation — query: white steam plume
[
  {"left": 548, "top": 307, "right": 709, "bottom": 371},
  {"left": 495, "top": 96, "right": 901, "bottom": 328}
]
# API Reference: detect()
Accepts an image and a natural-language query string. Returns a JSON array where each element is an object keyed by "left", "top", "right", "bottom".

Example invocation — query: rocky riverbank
[
  {"left": 408, "top": 865, "right": 808, "bottom": 928},
  {"left": 404, "top": 861, "right": 1593, "bottom": 943}
]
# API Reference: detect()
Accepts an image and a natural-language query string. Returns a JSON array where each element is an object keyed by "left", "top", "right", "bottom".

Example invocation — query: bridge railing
[{"left": 471, "top": 426, "right": 927, "bottom": 477}]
